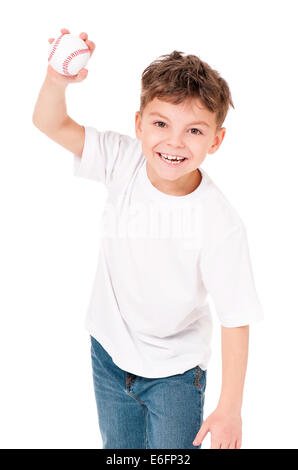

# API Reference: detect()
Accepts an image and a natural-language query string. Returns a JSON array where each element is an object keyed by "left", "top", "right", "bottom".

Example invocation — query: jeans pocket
[{"left": 192, "top": 365, "right": 207, "bottom": 392}]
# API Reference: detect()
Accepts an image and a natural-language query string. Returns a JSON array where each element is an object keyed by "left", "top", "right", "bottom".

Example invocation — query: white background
[{"left": 1, "top": 0, "right": 297, "bottom": 449}]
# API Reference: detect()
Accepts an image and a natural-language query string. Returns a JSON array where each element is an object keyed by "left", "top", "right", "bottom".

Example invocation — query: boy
[{"left": 32, "top": 29, "right": 263, "bottom": 449}]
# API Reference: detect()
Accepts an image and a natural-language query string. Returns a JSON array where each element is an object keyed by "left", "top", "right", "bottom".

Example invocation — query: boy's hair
[{"left": 140, "top": 50, "right": 234, "bottom": 133}]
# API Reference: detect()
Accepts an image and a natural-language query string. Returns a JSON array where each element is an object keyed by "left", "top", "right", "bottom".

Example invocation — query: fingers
[
  {"left": 48, "top": 29, "right": 96, "bottom": 56},
  {"left": 79, "top": 69, "right": 88, "bottom": 79},
  {"left": 220, "top": 441, "right": 232, "bottom": 449},
  {"left": 211, "top": 437, "right": 221, "bottom": 449},
  {"left": 85, "top": 40, "right": 96, "bottom": 55},
  {"left": 48, "top": 28, "right": 69, "bottom": 44},
  {"left": 79, "top": 32, "right": 96, "bottom": 56},
  {"left": 210, "top": 439, "right": 239, "bottom": 449},
  {"left": 73, "top": 68, "right": 88, "bottom": 82},
  {"left": 227, "top": 440, "right": 237, "bottom": 449},
  {"left": 193, "top": 422, "right": 209, "bottom": 446},
  {"left": 79, "top": 31, "right": 88, "bottom": 40}
]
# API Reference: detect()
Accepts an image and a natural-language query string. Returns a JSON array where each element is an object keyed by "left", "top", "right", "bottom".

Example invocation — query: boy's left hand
[{"left": 193, "top": 407, "right": 242, "bottom": 449}]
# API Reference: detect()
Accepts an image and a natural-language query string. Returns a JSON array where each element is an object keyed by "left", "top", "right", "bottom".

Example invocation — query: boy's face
[{"left": 135, "top": 97, "right": 226, "bottom": 184}]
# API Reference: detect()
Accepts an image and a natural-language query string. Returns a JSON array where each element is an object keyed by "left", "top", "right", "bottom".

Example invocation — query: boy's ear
[
  {"left": 135, "top": 111, "right": 142, "bottom": 139},
  {"left": 208, "top": 127, "right": 226, "bottom": 155}
]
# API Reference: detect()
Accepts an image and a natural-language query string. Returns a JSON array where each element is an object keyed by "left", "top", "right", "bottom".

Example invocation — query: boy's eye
[
  {"left": 190, "top": 128, "right": 202, "bottom": 135},
  {"left": 154, "top": 121, "right": 166, "bottom": 128},
  {"left": 153, "top": 121, "right": 202, "bottom": 135}
]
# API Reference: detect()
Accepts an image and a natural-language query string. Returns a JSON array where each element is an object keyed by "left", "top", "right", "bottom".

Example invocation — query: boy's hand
[
  {"left": 193, "top": 407, "right": 242, "bottom": 449},
  {"left": 47, "top": 28, "right": 96, "bottom": 85}
]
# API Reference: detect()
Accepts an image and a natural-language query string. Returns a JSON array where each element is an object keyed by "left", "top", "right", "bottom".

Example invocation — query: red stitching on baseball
[
  {"left": 62, "top": 48, "right": 90, "bottom": 76},
  {"left": 48, "top": 34, "right": 63, "bottom": 62}
]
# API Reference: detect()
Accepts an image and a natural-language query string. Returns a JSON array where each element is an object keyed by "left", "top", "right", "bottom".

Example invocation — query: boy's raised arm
[{"left": 32, "top": 28, "right": 95, "bottom": 157}]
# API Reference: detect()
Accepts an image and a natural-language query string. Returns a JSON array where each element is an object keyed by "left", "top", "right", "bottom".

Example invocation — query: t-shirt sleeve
[
  {"left": 73, "top": 126, "right": 122, "bottom": 185},
  {"left": 200, "top": 224, "right": 264, "bottom": 327}
]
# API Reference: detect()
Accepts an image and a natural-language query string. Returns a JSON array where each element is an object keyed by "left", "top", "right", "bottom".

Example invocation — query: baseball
[{"left": 48, "top": 33, "right": 91, "bottom": 76}]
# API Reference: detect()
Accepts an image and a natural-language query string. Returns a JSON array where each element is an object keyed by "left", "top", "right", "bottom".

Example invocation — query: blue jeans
[{"left": 90, "top": 335, "right": 207, "bottom": 449}]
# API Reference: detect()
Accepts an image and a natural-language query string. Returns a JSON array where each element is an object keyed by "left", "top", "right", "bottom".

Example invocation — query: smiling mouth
[{"left": 156, "top": 152, "right": 188, "bottom": 166}]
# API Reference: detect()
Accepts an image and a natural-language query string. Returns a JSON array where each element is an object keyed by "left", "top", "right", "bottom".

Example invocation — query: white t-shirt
[{"left": 73, "top": 126, "right": 264, "bottom": 378}]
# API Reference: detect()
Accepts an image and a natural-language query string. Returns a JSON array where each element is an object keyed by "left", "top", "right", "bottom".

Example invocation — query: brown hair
[{"left": 140, "top": 50, "right": 234, "bottom": 133}]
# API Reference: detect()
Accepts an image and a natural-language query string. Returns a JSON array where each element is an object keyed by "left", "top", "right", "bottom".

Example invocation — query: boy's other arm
[
  {"left": 218, "top": 325, "right": 249, "bottom": 414},
  {"left": 193, "top": 325, "right": 249, "bottom": 449}
]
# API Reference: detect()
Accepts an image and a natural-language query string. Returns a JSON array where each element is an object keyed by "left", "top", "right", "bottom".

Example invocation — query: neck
[{"left": 146, "top": 161, "right": 202, "bottom": 196}]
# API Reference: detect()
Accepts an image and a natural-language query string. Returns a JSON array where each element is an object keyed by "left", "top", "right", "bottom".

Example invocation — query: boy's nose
[{"left": 166, "top": 134, "right": 185, "bottom": 149}]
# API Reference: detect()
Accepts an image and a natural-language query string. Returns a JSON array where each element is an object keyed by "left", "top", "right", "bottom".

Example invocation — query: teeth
[{"left": 160, "top": 153, "right": 185, "bottom": 161}]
